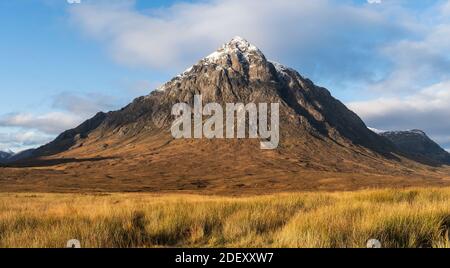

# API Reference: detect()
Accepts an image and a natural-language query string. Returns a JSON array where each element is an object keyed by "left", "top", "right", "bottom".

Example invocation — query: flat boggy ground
[
  {"left": 1, "top": 134, "right": 450, "bottom": 194},
  {"left": 1, "top": 139, "right": 450, "bottom": 194},
  {"left": 1, "top": 165, "right": 450, "bottom": 195}
]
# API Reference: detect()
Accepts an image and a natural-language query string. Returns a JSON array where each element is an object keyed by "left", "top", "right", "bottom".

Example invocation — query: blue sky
[{"left": 0, "top": 0, "right": 449, "bottom": 152}]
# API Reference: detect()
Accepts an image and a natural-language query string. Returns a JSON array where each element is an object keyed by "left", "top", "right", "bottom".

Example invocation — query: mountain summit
[
  {"left": 202, "top": 36, "right": 266, "bottom": 69},
  {"left": 4, "top": 37, "right": 447, "bottom": 193}
]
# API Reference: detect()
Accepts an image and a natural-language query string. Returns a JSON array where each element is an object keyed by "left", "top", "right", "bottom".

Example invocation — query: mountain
[
  {"left": 0, "top": 149, "right": 38, "bottom": 164},
  {"left": 6, "top": 149, "right": 36, "bottom": 164},
  {"left": 2, "top": 37, "right": 448, "bottom": 194},
  {"left": 0, "top": 150, "right": 13, "bottom": 163},
  {"left": 31, "top": 36, "right": 395, "bottom": 159},
  {"left": 380, "top": 129, "right": 450, "bottom": 166}
]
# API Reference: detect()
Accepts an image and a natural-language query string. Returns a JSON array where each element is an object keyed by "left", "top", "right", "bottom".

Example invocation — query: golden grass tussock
[{"left": 0, "top": 188, "right": 450, "bottom": 248}]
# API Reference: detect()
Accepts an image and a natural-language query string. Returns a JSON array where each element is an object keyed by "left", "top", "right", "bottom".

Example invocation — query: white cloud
[
  {"left": 0, "top": 112, "right": 83, "bottom": 135},
  {"left": 367, "top": 1, "right": 450, "bottom": 94},
  {"left": 367, "top": 0, "right": 382, "bottom": 4},
  {"left": 345, "top": 1, "right": 450, "bottom": 150},
  {"left": 0, "top": 130, "right": 54, "bottom": 152},
  {"left": 348, "top": 81, "right": 450, "bottom": 149},
  {"left": 0, "top": 90, "right": 123, "bottom": 151},
  {"left": 68, "top": 0, "right": 399, "bottom": 87}
]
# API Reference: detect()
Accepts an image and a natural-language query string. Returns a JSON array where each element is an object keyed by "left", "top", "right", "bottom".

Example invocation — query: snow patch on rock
[
  {"left": 203, "top": 36, "right": 263, "bottom": 65},
  {"left": 368, "top": 127, "right": 385, "bottom": 134}
]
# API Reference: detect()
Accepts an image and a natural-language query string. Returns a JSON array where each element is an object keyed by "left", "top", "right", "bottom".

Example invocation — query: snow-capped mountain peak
[
  {"left": 155, "top": 37, "right": 271, "bottom": 93},
  {"left": 381, "top": 129, "right": 427, "bottom": 138},
  {"left": 204, "top": 36, "right": 264, "bottom": 64},
  {"left": 224, "top": 36, "right": 258, "bottom": 52}
]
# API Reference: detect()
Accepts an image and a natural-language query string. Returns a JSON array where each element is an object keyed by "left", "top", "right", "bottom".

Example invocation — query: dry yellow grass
[{"left": 0, "top": 188, "right": 450, "bottom": 248}]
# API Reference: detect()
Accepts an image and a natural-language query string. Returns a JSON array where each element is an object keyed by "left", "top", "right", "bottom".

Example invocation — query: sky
[{"left": 0, "top": 0, "right": 449, "bottom": 152}]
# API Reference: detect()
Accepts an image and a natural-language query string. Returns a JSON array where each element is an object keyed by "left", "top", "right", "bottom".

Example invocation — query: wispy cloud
[
  {"left": 51, "top": 92, "right": 120, "bottom": 116},
  {"left": 69, "top": 0, "right": 404, "bottom": 87},
  {"left": 0, "top": 91, "right": 121, "bottom": 151},
  {"left": 369, "top": 11, "right": 450, "bottom": 93},
  {"left": 346, "top": 1, "right": 450, "bottom": 149},
  {"left": 0, "top": 130, "right": 54, "bottom": 152},
  {"left": 348, "top": 80, "right": 450, "bottom": 149},
  {"left": 0, "top": 112, "right": 82, "bottom": 135}
]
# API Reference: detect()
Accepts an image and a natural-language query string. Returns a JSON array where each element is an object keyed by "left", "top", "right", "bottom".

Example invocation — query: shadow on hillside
[
  {"left": 396, "top": 152, "right": 449, "bottom": 168},
  {"left": 1, "top": 157, "right": 116, "bottom": 168}
]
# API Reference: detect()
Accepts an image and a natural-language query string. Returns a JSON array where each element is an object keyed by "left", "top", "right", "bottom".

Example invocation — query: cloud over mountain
[
  {"left": 348, "top": 81, "right": 450, "bottom": 150},
  {"left": 69, "top": 0, "right": 402, "bottom": 86}
]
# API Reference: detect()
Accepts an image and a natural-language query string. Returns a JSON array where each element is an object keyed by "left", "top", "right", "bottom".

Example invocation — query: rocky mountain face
[
  {"left": 6, "top": 37, "right": 448, "bottom": 193},
  {"left": 381, "top": 130, "right": 450, "bottom": 166},
  {"left": 31, "top": 112, "right": 107, "bottom": 157},
  {"left": 31, "top": 36, "right": 395, "bottom": 160}
]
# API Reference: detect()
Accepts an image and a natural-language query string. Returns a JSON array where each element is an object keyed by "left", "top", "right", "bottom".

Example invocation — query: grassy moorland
[{"left": 0, "top": 188, "right": 450, "bottom": 248}]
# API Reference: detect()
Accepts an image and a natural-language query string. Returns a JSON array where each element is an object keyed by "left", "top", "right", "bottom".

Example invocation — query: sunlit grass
[{"left": 0, "top": 188, "right": 449, "bottom": 248}]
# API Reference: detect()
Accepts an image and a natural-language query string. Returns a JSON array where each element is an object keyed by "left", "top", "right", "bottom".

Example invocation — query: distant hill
[
  {"left": 380, "top": 130, "right": 450, "bottom": 166},
  {"left": 0, "top": 149, "right": 38, "bottom": 164},
  {"left": 0, "top": 150, "right": 13, "bottom": 163},
  {"left": 6, "top": 149, "right": 36, "bottom": 164}
]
